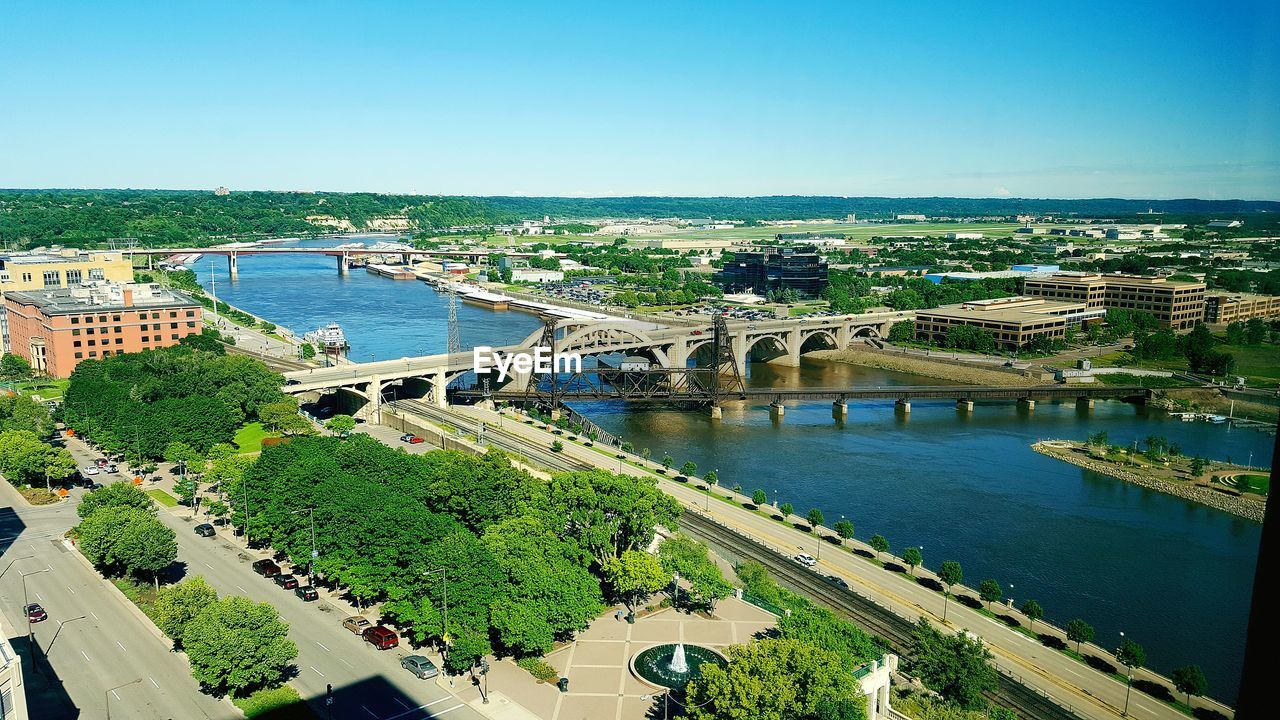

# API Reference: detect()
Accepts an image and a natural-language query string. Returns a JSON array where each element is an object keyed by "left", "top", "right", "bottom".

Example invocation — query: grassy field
[
  {"left": 1230, "top": 474, "right": 1271, "bottom": 495},
  {"left": 234, "top": 422, "right": 275, "bottom": 453},
  {"left": 1219, "top": 344, "right": 1280, "bottom": 382},
  {"left": 146, "top": 489, "right": 179, "bottom": 507},
  {"left": 7, "top": 377, "right": 71, "bottom": 399}
]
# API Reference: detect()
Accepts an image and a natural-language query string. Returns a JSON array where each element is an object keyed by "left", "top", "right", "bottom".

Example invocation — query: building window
[
  {"left": 43, "top": 270, "right": 61, "bottom": 287},
  {"left": 98, "top": 315, "right": 107, "bottom": 323},
  {"left": 86, "top": 328, "right": 94, "bottom": 335},
  {"left": 115, "top": 337, "right": 123, "bottom": 345},
  {"left": 170, "top": 322, "right": 177, "bottom": 329},
  {"left": 141, "top": 336, "right": 149, "bottom": 343},
  {"left": 71, "top": 328, "right": 80, "bottom": 336},
  {"left": 185, "top": 310, "right": 195, "bottom": 317},
  {"left": 169, "top": 311, "right": 177, "bottom": 318},
  {"left": 90, "top": 267, "right": 105, "bottom": 280},
  {"left": 151, "top": 313, "right": 159, "bottom": 319},
  {"left": 153, "top": 324, "right": 160, "bottom": 330},
  {"left": 73, "top": 340, "right": 82, "bottom": 347},
  {"left": 89, "top": 351, "right": 97, "bottom": 357},
  {"left": 171, "top": 334, "right": 179, "bottom": 340},
  {"left": 66, "top": 269, "right": 83, "bottom": 285},
  {"left": 75, "top": 352, "right": 83, "bottom": 359},
  {"left": 70, "top": 317, "right": 79, "bottom": 325},
  {"left": 186, "top": 321, "right": 196, "bottom": 328},
  {"left": 112, "top": 314, "right": 120, "bottom": 322},
  {"left": 87, "top": 340, "right": 95, "bottom": 346}
]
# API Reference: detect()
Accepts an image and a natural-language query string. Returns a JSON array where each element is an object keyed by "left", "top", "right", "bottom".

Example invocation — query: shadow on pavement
[
  {"left": 0, "top": 506, "right": 28, "bottom": 558},
  {"left": 283, "top": 674, "right": 469, "bottom": 720},
  {"left": 8, "top": 633, "right": 80, "bottom": 720}
]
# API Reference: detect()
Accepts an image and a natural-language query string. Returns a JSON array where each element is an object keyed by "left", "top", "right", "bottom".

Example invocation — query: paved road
[
  {"left": 55, "top": 436, "right": 486, "bottom": 720},
  {"left": 446, "top": 404, "right": 1217, "bottom": 720},
  {"left": 0, "top": 481, "right": 235, "bottom": 720}
]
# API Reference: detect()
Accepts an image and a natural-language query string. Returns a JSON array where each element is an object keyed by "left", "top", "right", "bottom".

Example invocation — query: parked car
[
  {"left": 342, "top": 616, "right": 372, "bottom": 634},
  {"left": 401, "top": 655, "right": 439, "bottom": 679},
  {"left": 362, "top": 625, "right": 399, "bottom": 650},
  {"left": 824, "top": 574, "right": 849, "bottom": 589},
  {"left": 83, "top": 466, "right": 100, "bottom": 476},
  {"left": 252, "top": 559, "right": 282, "bottom": 578},
  {"left": 274, "top": 574, "right": 300, "bottom": 590},
  {"left": 26, "top": 603, "right": 47, "bottom": 623},
  {"left": 194, "top": 523, "right": 216, "bottom": 537},
  {"left": 106, "top": 464, "right": 118, "bottom": 473},
  {"left": 94, "top": 458, "right": 108, "bottom": 468},
  {"left": 294, "top": 585, "right": 319, "bottom": 601},
  {"left": 793, "top": 553, "right": 817, "bottom": 567},
  {"left": 400, "top": 434, "right": 425, "bottom": 444}
]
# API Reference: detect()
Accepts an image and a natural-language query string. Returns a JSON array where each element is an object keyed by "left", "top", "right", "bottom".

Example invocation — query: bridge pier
[
  {"left": 1077, "top": 397, "right": 1094, "bottom": 410},
  {"left": 832, "top": 400, "right": 848, "bottom": 421},
  {"left": 895, "top": 399, "right": 911, "bottom": 414},
  {"left": 227, "top": 252, "right": 239, "bottom": 279},
  {"left": 956, "top": 399, "right": 973, "bottom": 412},
  {"left": 1018, "top": 398, "right": 1036, "bottom": 411},
  {"left": 769, "top": 401, "right": 785, "bottom": 421},
  {"left": 431, "top": 369, "right": 447, "bottom": 408},
  {"left": 709, "top": 405, "right": 722, "bottom": 420},
  {"left": 337, "top": 253, "right": 350, "bottom": 276}
]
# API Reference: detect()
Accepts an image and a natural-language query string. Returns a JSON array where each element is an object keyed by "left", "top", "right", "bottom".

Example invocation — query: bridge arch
[
  {"left": 798, "top": 329, "right": 839, "bottom": 353},
  {"left": 851, "top": 325, "right": 882, "bottom": 340}
]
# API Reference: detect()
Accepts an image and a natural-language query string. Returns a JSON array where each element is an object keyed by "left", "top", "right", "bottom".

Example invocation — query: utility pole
[
  {"left": 447, "top": 286, "right": 461, "bottom": 356},
  {"left": 423, "top": 568, "right": 450, "bottom": 649},
  {"left": 292, "top": 507, "right": 318, "bottom": 584},
  {"left": 209, "top": 260, "right": 219, "bottom": 326}
]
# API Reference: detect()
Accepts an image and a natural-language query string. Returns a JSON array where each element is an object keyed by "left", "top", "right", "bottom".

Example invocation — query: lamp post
[
  {"left": 0, "top": 555, "right": 34, "bottom": 581},
  {"left": 105, "top": 678, "right": 143, "bottom": 720},
  {"left": 47, "top": 615, "right": 87, "bottom": 656},
  {"left": 292, "top": 507, "right": 318, "bottom": 585},
  {"left": 21, "top": 567, "right": 50, "bottom": 656},
  {"left": 423, "top": 568, "right": 450, "bottom": 650},
  {"left": 1118, "top": 631, "right": 1133, "bottom": 716}
]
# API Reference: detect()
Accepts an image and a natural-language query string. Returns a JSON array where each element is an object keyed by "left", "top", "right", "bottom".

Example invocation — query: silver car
[{"left": 401, "top": 655, "right": 439, "bottom": 679}]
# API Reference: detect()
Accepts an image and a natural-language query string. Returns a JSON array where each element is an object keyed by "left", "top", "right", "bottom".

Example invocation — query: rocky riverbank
[
  {"left": 807, "top": 348, "right": 1048, "bottom": 386},
  {"left": 1032, "top": 441, "right": 1265, "bottom": 522}
]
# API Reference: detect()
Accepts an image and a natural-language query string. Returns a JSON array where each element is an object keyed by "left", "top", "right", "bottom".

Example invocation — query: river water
[{"left": 202, "top": 237, "right": 1267, "bottom": 701}]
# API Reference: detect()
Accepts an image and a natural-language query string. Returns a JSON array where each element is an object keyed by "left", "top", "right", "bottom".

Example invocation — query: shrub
[{"left": 516, "top": 656, "right": 561, "bottom": 683}]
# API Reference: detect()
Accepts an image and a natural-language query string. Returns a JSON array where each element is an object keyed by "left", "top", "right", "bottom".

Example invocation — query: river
[{"left": 202, "top": 237, "right": 1267, "bottom": 701}]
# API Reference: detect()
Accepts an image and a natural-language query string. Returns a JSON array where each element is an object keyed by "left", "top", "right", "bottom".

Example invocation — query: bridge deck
[{"left": 463, "top": 384, "right": 1151, "bottom": 403}]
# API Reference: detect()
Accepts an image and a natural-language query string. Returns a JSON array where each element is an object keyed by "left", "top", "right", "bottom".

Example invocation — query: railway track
[
  {"left": 390, "top": 400, "right": 586, "bottom": 473},
  {"left": 679, "top": 511, "right": 1085, "bottom": 720}
]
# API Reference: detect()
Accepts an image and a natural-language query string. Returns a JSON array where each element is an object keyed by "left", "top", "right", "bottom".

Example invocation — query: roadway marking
[
  {"left": 310, "top": 666, "right": 325, "bottom": 677},
  {"left": 339, "top": 657, "right": 354, "bottom": 669},
  {"left": 36, "top": 592, "right": 44, "bottom": 601},
  {"left": 90, "top": 612, "right": 99, "bottom": 620},
  {"left": 362, "top": 706, "right": 377, "bottom": 718},
  {"left": 117, "top": 641, "right": 127, "bottom": 652},
  {"left": 384, "top": 699, "right": 457, "bottom": 720},
  {"left": 433, "top": 705, "right": 466, "bottom": 717},
  {"left": 112, "top": 690, "right": 121, "bottom": 700},
  {"left": 203, "top": 561, "right": 213, "bottom": 569},
  {"left": 67, "top": 586, "right": 75, "bottom": 594},
  {"left": 149, "top": 677, "right": 160, "bottom": 688},
  {"left": 316, "top": 641, "right": 331, "bottom": 652},
  {"left": 81, "top": 650, "right": 91, "bottom": 662},
  {"left": 235, "top": 585, "right": 247, "bottom": 593},
  {"left": 394, "top": 698, "right": 411, "bottom": 709}
]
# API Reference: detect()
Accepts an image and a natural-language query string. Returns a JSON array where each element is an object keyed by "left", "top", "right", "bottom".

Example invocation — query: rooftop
[
  {"left": 3, "top": 282, "right": 200, "bottom": 314},
  {"left": 919, "top": 296, "right": 1086, "bottom": 324}
]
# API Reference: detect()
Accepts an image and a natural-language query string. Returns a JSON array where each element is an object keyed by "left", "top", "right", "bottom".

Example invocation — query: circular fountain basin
[{"left": 630, "top": 643, "right": 727, "bottom": 690}]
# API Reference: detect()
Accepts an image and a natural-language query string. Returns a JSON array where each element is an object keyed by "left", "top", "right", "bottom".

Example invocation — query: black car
[
  {"left": 824, "top": 574, "right": 849, "bottom": 589},
  {"left": 274, "top": 573, "right": 299, "bottom": 590},
  {"left": 294, "top": 585, "right": 319, "bottom": 601},
  {"left": 194, "top": 523, "right": 216, "bottom": 537}
]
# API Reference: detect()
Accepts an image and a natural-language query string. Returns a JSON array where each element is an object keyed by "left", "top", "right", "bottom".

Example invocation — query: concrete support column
[
  {"left": 367, "top": 375, "right": 383, "bottom": 422},
  {"left": 549, "top": 408, "right": 561, "bottom": 421},
  {"left": 432, "top": 369, "right": 447, "bottom": 408},
  {"left": 832, "top": 400, "right": 848, "bottom": 421},
  {"left": 709, "top": 405, "right": 723, "bottom": 420},
  {"left": 895, "top": 399, "right": 911, "bottom": 414},
  {"left": 227, "top": 252, "right": 239, "bottom": 278},
  {"left": 1019, "top": 398, "right": 1036, "bottom": 411},
  {"left": 337, "top": 253, "right": 350, "bottom": 276},
  {"left": 956, "top": 399, "right": 974, "bottom": 412},
  {"left": 1078, "top": 397, "right": 1094, "bottom": 409},
  {"left": 769, "top": 401, "right": 785, "bottom": 421}
]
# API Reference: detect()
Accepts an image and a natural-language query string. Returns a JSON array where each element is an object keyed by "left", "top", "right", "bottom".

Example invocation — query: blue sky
[{"left": 2, "top": 1, "right": 1278, "bottom": 199}]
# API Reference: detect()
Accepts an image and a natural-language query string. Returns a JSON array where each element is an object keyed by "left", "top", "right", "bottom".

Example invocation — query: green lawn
[
  {"left": 1218, "top": 344, "right": 1280, "bottom": 383},
  {"left": 146, "top": 489, "right": 179, "bottom": 507},
  {"left": 7, "top": 378, "right": 71, "bottom": 399},
  {"left": 233, "top": 686, "right": 318, "bottom": 719},
  {"left": 1231, "top": 474, "right": 1271, "bottom": 495},
  {"left": 234, "top": 422, "right": 276, "bottom": 454}
]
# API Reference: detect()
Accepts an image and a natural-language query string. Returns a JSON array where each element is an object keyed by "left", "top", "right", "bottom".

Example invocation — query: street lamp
[
  {"left": 105, "top": 678, "right": 143, "bottom": 720},
  {"left": 422, "top": 568, "right": 450, "bottom": 649},
  {"left": 0, "top": 555, "right": 34, "bottom": 581},
  {"left": 47, "top": 615, "right": 87, "bottom": 656},
  {"left": 292, "top": 507, "right": 318, "bottom": 585}
]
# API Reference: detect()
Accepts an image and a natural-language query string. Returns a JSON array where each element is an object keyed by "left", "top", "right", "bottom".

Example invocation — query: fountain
[{"left": 631, "top": 643, "right": 725, "bottom": 690}]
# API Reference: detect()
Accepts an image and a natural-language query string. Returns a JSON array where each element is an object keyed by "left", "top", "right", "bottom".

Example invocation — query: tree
[
  {"left": 258, "top": 399, "right": 302, "bottom": 433},
  {"left": 902, "top": 547, "right": 922, "bottom": 576},
  {"left": 869, "top": 534, "right": 889, "bottom": 560},
  {"left": 444, "top": 631, "right": 491, "bottom": 675},
  {"left": 77, "top": 481, "right": 154, "bottom": 518},
  {"left": 1189, "top": 455, "right": 1206, "bottom": 476},
  {"left": 659, "top": 535, "right": 732, "bottom": 611},
  {"left": 978, "top": 579, "right": 1002, "bottom": 609},
  {"left": 1019, "top": 599, "right": 1044, "bottom": 633},
  {"left": 908, "top": 618, "right": 998, "bottom": 710},
  {"left": 807, "top": 508, "right": 825, "bottom": 531},
  {"left": 0, "top": 353, "right": 33, "bottom": 381},
  {"left": 43, "top": 447, "right": 78, "bottom": 490},
  {"left": 938, "top": 561, "right": 962, "bottom": 621},
  {"left": 0, "top": 430, "right": 54, "bottom": 485},
  {"left": 779, "top": 502, "right": 794, "bottom": 517},
  {"left": 680, "top": 460, "right": 697, "bottom": 477},
  {"left": 641, "top": 448, "right": 651, "bottom": 463},
  {"left": 834, "top": 519, "right": 855, "bottom": 540},
  {"left": 600, "top": 549, "right": 670, "bottom": 613},
  {"left": 182, "top": 596, "right": 298, "bottom": 697},
  {"left": 751, "top": 489, "right": 768, "bottom": 506},
  {"left": 1172, "top": 664, "right": 1208, "bottom": 706},
  {"left": 1117, "top": 639, "right": 1146, "bottom": 675},
  {"left": 326, "top": 414, "right": 356, "bottom": 436},
  {"left": 888, "top": 320, "right": 915, "bottom": 343},
  {"left": 661, "top": 454, "right": 673, "bottom": 471},
  {"left": 1066, "top": 619, "right": 1095, "bottom": 653},
  {"left": 116, "top": 513, "right": 178, "bottom": 588},
  {"left": 550, "top": 440, "right": 564, "bottom": 453},
  {"left": 684, "top": 639, "right": 865, "bottom": 720},
  {"left": 153, "top": 576, "right": 218, "bottom": 643},
  {"left": 75, "top": 506, "right": 174, "bottom": 583}
]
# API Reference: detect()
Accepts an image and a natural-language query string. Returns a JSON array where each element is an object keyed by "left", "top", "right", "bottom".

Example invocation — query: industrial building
[
  {"left": 3, "top": 282, "right": 202, "bottom": 378},
  {"left": 1203, "top": 292, "right": 1280, "bottom": 325},
  {"left": 1022, "top": 273, "right": 1206, "bottom": 330},
  {"left": 718, "top": 246, "right": 829, "bottom": 297},
  {"left": 914, "top": 296, "right": 1100, "bottom": 349}
]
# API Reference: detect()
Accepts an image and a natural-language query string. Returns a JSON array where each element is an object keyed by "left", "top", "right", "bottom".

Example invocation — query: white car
[
  {"left": 83, "top": 466, "right": 100, "bottom": 476},
  {"left": 793, "top": 553, "right": 817, "bottom": 567}
]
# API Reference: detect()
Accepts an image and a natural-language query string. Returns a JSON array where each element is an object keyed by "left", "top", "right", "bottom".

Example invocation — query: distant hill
[{"left": 1, "top": 189, "right": 1275, "bottom": 249}]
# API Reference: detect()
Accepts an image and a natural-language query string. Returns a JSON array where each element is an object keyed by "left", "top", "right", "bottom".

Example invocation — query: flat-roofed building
[
  {"left": 1, "top": 614, "right": 29, "bottom": 720},
  {"left": 626, "top": 238, "right": 739, "bottom": 251},
  {"left": 914, "top": 296, "right": 1098, "bottom": 350},
  {"left": 1022, "top": 273, "right": 1205, "bottom": 330},
  {"left": 1203, "top": 292, "right": 1280, "bottom": 324},
  {"left": 0, "top": 249, "right": 135, "bottom": 353},
  {"left": 3, "top": 282, "right": 202, "bottom": 378}
]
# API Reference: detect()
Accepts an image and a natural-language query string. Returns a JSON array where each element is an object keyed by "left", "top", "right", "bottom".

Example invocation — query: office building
[
  {"left": 0, "top": 249, "right": 135, "bottom": 352},
  {"left": 719, "top": 246, "right": 828, "bottom": 297},
  {"left": 1203, "top": 292, "right": 1280, "bottom": 324},
  {"left": 914, "top": 296, "right": 1099, "bottom": 350},
  {"left": 1, "top": 615, "right": 28, "bottom": 720},
  {"left": 3, "top": 282, "right": 202, "bottom": 378},
  {"left": 1022, "top": 273, "right": 1206, "bottom": 330}
]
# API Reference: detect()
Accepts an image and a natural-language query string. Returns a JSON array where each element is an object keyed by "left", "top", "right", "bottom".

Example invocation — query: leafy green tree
[
  {"left": 902, "top": 547, "right": 923, "bottom": 575},
  {"left": 834, "top": 519, "right": 855, "bottom": 540},
  {"left": 600, "top": 549, "right": 670, "bottom": 613},
  {"left": 978, "top": 579, "right": 1002, "bottom": 609},
  {"left": 542, "top": 469, "right": 681, "bottom": 565},
  {"left": 777, "top": 607, "right": 881, "bottom": 671},
  {"left": 300, "top": 343, "right": 316, "bottom": 359},
  {"left": 888, "top": 320, "right": 915, "bottom": 343},
  {"left": 153, "top": 576, "right": 219, "bottom": 643},
  {"left": 117, "top": 513, "right": 178, "bottom": 588},
  {"left": 0, "top": 394, "right": 54, "bottom": 436},
  {"left": 1171, "top": 664, "right": 1208, "bottom": 706},
  {"left": 869, "top": 534, "right": 889, "bottom": 560},
  {"left": 0, "top": 353, "right": 33, "bottom": 381},
  {"left": 938, "top": 561, "right": 963, "bottom": 621},
  {"left": 1117, "top": 639, "right": 1146, "bottom": 675},
  {"left": 1019, "top": 599, "right": 1044, "bottom": 633},
  {"left": 75, "top": 506, "right": 174, "bottom": 583},
  {"left": 684, "top": 639, "right": 865, "bottom": 720},
  {"left": 77, "top": 481, "right": 154, "bottom": 518},
  {"left": 182, "top": 596, "right": 298, "bottom": 697},
  {"left": 680, "top": 460, "right": 697, "bottom": 477},
  {"left": 0, "top": 430, "right": 54, "bottom": 485},
  {"left": 807, "top": 508, "right": 825, "bottom": 531},
  {"left": 1066, "top": 619, "right": 1095, "bottom": 653},
  {"left": 257, "top": 399, "right": 302, "bottom": 433},
  {"left": 445, "top": 631, "right": 491, "bottom": 674},
  {"left": 326, "top": 414, "right": 356, "bottom": 436},
  {"left": 703, "top": 470, "right": 718, "bottom": 486},
  {"left": 751, "top": 489, "right": 768, "bottom": 506},
  {"left": 550, "top": 440, "right": 564, "bottom": 453},
  {"left": 43, "top": 447, "right": 78, "bottom": 489},
  {"left": 779, "top": 502, "right": 794, "bottom": 517},
  {"left": 641, "top": 448, "right": 651, "bottom": 463},
  {"left": 661, "top": 454, "right": 673, "bottom": 470},
  {"left": 908, "top": 617, "right": 997, "bottom": 710},
  {"left": 658, "top": 535, "right": 732, "bottom": 611},
  {"left": 1189, "top": 455, "right": 1206, "bottom": 476}
]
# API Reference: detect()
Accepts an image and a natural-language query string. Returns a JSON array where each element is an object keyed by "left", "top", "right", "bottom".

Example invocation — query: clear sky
[{"left": 3, "top": 1, "right": 1278, "bottom": 199}]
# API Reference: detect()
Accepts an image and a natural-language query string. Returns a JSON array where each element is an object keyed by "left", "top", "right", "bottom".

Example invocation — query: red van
[{"left": 362, "top": 625, "right": 399, "bottom": 650}]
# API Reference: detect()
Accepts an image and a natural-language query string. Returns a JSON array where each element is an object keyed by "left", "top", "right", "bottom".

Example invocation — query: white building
[
  {"left": 511, "top": 268, "right": 565, "bottom": 283},
  {"left": 895, "top": 214, "right": 927, "bottom": 222},
  {"left": 945, "top": 232, "right": 984, "bottom": 240},
  {"left": 1, "top": 615, "right": 29, "bottom": 720},
  {"left": 1208, "top": 219, "right": 1243, "bottom": 228}
]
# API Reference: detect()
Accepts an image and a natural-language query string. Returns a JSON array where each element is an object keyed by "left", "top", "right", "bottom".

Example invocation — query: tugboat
[{"left": 305, "top": 322, "right": 350, "bottom": 361}]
